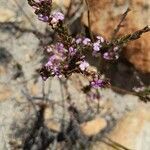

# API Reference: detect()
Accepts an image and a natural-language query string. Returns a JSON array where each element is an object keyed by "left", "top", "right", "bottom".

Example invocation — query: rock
[
  {"left": 44, "top": 105, "right": 53, "bottom": 121},
  {"left": 0, "top": 66, "right": 6, "bottom": 77},
  {"left": 82, "top": 0, "right": 150, "bottom": 73},
  {"left": 92, "top": 103, "right": 150, "bottom": 150},
  {"left": 0, "top": 85, "right": 12, "bottom": 101},
  {"left": 80, "top": 117, "right": 107, "bottom": 137},
  {"left": 45, "top": 120, "right": 61, "bottom": 132},
  {"left": 43, "top": 105, "right": 61, "bottom": 132},
  {"left": 53, "top": 0, "right": 70, "bottom": 8},
  {"left": 0, "top": 99, "right": 37, "bottom": 150},
  {"left": 124, "top": 32, "right": 150, "bottom": 73},
  {"left": 0, "top": 0, "right": 149, "bottom": 149},
  {"left": 0, "top": 47, "right": 13, "bottom": 64},
  {"left": 0, "top": 8, "right": 15, "bottom": 22},
  {"left": 26, "top": 80, "right": 41, "bottom": 96}
]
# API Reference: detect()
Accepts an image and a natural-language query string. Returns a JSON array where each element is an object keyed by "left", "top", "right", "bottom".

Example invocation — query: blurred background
[{"left": 0, "top": 0, "right": 150, "bottom": 149}]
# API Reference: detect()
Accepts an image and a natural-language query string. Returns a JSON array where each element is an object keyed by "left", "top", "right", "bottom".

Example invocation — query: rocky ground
[{"left": 0, "top": 0, "right": 150, "bottom": 150}]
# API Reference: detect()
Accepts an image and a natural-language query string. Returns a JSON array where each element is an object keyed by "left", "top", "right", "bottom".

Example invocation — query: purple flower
[
  {"left": 79, "top": 61, "right": 89, "bottom": 71},
  {"left": 90, "top": 79, "right": 104, "bottom": 88},
  {"left": 69, "top": 47, "right": 77, "bottom": 56},
  {"left": 46, "top": 46, "right": 53, "bottom": 53},
  {"left": 45, "top": 60, "right": 53, "bottom": 68},
  {"left": 76, "top": 38, "right": 82, "bottom": 44},
  {"left": 51, "top": 67, "right": 62, "bottom": 78},
  {"left": 45, "top": 55, "right": 56, "bottom": 68},
  {"left": 44, "top": 54, "right": 63, "bottom": 78},
  {"left": 92, "top": 36, "right": 104, "bottom": 52},
  {"left": 93, "top": 42, "right": 101, "bottom": 51},
  {"left": 103, "top": 52, "right": 119, "bottom": 60},
  {"left": 82, "top": 38, "right": 91, "bottom": 45},
  {"left": 55, "top": 43, "right": 64, "bottom": 52},
  {"left": 96, "top": 36, "right": 104, "bottom": 43},
  {"left": 42, "top": 76, "right": 48, "bottom": 81},
  {"left": 53, "top": 12, "right": 64, "bottom": 21},
  {"left": 50, "top": 12, "right": 64, "bottom": 25},
  {"left": 114, "top": 54, "right": 119, "bottom": 59},
  {"left": 38, "top": 14, "right": 49, "bottom": 22},
  {"left": 103, "top": 52, "right": 111, "bottom": 60},
  {"left": 113, "top": 46, "right": 119, "bottom": 52}
]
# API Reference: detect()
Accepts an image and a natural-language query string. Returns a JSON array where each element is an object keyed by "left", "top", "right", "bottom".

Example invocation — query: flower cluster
[
  {"left": 103, "top": 46, "right": 120, "bottom": 60},
  {"left": 28, "top": 0, "right": 64, "bottom": 27},
  {"left": 74, "top": 36, "right": 120, "bottom": 61},
  {"left": 40, "top": 36, "right": 109, "bottom": 88},
  {"left": 28, "top": 0, "right": 109, "bottom": 89},
  {"left": 75, "top": 36, "right": 104, "bottom": 52},
  {"left": 40, "top": 41, "right": 90, "bottom": 81},
  {"left": 39, "top": 34, "right": 111, "bottom": 88},
  {"left": 93, "top": 36, "right": 104, "bottom": 52}
]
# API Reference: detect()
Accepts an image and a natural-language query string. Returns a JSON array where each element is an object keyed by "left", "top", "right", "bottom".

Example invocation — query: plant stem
[{"left": 85, "top": 0, "right": 94, "bottom": 42}]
